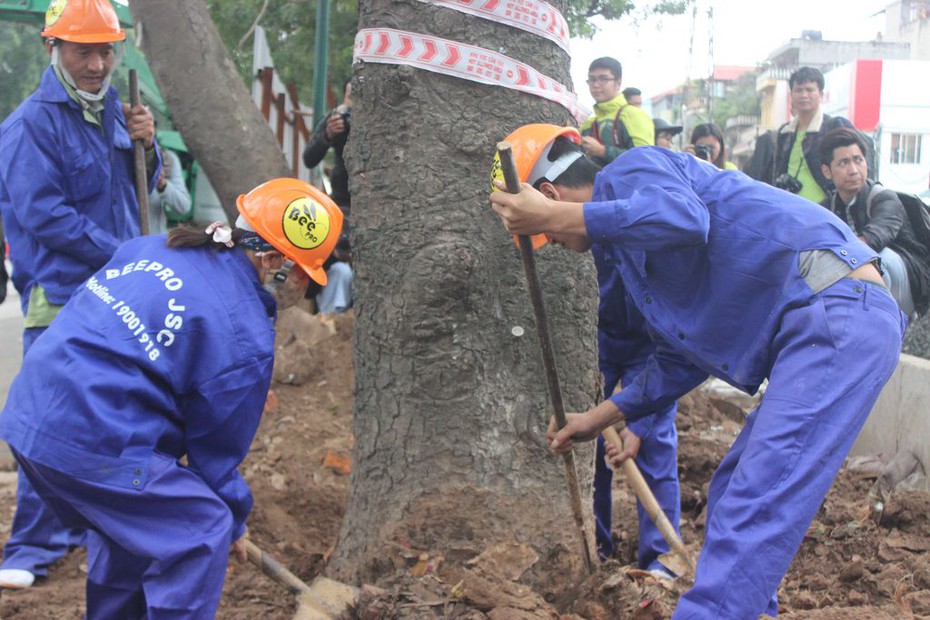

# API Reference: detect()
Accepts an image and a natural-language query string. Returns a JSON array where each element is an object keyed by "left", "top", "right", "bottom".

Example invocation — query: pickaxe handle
[{"left": 497, "top": 141, "right": 597, "bottom": 575}]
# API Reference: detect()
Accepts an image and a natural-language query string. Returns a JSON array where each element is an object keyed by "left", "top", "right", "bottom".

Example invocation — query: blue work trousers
[
  {"left": 11, "top": 450, "right": 235, "bottom": 619},
  {"left": 1, "top": 326, "right": 85, "bottom": 576},
  {"left": 674, "top": 279, "right": 905, "bottom": 619},
  {"left": 594, "top": 366, "right": 680, "bottom": 569}
]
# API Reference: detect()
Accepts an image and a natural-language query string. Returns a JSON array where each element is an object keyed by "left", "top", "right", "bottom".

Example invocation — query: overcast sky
[{"left": 568, "top": 0, "right": 892, "bottom": 107}]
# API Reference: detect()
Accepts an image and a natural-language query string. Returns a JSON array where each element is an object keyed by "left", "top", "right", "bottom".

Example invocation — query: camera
[
  {"left": 334, "top": 104, "right": 351, "bottom": 127},
  {"left": 694, "top": 144, "right": 713, "bottom": 162},
  {"left": 774, "top": 173, "right": 803, "bottom": 194}
]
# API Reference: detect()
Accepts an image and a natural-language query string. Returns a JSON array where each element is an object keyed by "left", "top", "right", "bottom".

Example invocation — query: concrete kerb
[{"left": 851, "top": 353, "right": 930, "bottom": 491}]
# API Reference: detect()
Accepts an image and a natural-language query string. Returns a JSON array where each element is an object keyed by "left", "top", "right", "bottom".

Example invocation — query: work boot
[{"left": 0, "top": 568, "right": 36, "bottom": 589}]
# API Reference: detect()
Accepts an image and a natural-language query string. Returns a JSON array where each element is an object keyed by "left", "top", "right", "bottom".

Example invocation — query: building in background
[
  {"left": 823, "top": 59, "right": 930, "bottom": 193},
  {"left": 883, "top": 0, "right": 930, "bottom": 58},
  {"left": 746, "top": 2, "right": 930, "bottom": 193},
  {"left": 754, "top": 30, "right": 909, "bottom": 133}
]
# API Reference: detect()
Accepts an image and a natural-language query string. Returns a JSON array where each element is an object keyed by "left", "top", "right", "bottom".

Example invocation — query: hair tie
[{"left": 205, "top": 221, "right": 234, "bottom": 248}]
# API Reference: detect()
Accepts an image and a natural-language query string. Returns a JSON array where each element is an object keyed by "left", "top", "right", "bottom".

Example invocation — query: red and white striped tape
[
  {"left": 414, "top": 0, "right": 570, "bottom": 53},
  {"left": 354, "top": 28, "right": 590, "bottom": 123}
]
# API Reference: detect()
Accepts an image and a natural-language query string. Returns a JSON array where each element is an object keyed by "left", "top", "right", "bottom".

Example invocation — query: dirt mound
[{"left": 2, "top": 312, "right": 929, "bottom": 619}]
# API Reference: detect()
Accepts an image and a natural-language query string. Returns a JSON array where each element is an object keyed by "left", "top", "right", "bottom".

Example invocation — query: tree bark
[
  {"left": 333, "top": 0, "right": 601, "bottom": 596},
  {"left": 130, "top": 0, "right": 290, "bottom": 221}
]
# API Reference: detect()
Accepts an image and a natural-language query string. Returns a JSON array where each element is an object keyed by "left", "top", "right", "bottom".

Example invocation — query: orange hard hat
[
  {"left": 236, "top": 178, "right": 344, "bottom": 286},
  {"left": 42, "top": 0, "right": 125, "bottom": 44},
  {"left": 490, "top": 124, "right": 582, "bottom": 249}
]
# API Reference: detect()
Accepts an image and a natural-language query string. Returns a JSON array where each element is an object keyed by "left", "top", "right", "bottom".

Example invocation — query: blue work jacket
[
  {"left": 0, "top": 66, "right": 160, "bottom": 311},
  {"left": 0, "top": 236, "right": 276, "bottom": 539},
  {"left": 585, "top": 147, "right": 877, "bottom": 421},
  {"left": 591, "top": 243, "right": 661, "bottom": 438}
]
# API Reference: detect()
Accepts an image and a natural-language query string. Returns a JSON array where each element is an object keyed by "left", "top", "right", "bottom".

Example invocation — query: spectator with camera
[
  {"left": 579, "top": 57, "right": 654, "bottom": 167},
  {"left": 771, "top": 67, "right": 854, "bottom": 203},
  {"left": 303, "top": 81, "right": 352, "bottom": 222},
  {"left": 821, "top": 127, "right": 930, "bottom": 317},
  {"left": 301, "top": 81, "right": 354, "bottom": 314},
  {"left": 687, "top": 123, "right": 737, "bottom": 170}
]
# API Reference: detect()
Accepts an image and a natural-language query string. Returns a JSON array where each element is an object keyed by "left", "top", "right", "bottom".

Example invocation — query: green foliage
[
  {"left": 204, "top": 0, "right": 690, "bottom": 99},
  {"left": 566, "top": 0, "right": 690, "bottom": 38},
  {"left": 710, "top": 70, "right": 761, "bottom": 129},
  {"left": 1, "top": 0, "right": 691, "bottom": 122},
  {"left": 0, "top": 21, "right": 47, "bottom": 122},
  {"left": 207, "top": 0, "right": 358, "bottom": 105}
]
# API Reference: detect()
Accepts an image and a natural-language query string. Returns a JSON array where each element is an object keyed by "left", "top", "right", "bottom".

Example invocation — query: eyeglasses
[{"left": 586, "top": 76, "right": 616, "bottom": 85}]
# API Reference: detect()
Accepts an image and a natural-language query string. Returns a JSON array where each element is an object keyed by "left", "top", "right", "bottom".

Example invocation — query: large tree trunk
[
  {"left": 130, "top": 0, "right": 290, "bottom": 221},
  {"left": 333, "top": 0, "right": 601, "bottom": 596}
]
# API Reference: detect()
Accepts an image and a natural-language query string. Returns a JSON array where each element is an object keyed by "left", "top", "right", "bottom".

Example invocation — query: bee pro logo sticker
[
  {"left": 282, "top": 197, "right": 330, "bottom": 250},
  {"left": 46, "top": 0, "right": 67, "bottom": 27}
]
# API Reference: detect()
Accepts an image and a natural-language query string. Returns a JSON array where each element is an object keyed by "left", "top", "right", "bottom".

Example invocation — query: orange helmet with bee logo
[
  {"left": 490, "top": 124, "right": 582, "bottom": 249},
  {"left": 236, "top": 179, "right": 344, "bottom": 286}
]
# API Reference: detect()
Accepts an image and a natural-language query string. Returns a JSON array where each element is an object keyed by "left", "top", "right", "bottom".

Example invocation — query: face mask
[
  {"left": 264, "top": 259, "right": 309, "bottom": 310},
  {"left": 50, "top": 42, "right": 124, "bottom": 108}
]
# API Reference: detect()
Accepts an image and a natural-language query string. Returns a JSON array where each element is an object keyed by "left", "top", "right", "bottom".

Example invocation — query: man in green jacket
[{"left": 580, "top": 57, "right": 654, "bottom": 167}]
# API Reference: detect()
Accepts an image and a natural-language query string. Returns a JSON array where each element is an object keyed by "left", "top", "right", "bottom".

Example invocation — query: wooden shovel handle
[
  {"left": 244, "top": 539, "right": 311, "bottom": 594},
  {"left": 602, "top": 425, "right": 695, "bottom": 575}
]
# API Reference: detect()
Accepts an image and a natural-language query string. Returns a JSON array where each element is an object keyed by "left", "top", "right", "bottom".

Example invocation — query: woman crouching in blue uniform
[{"left": 0, "top": 178, "right": 343, "bottom": 619}]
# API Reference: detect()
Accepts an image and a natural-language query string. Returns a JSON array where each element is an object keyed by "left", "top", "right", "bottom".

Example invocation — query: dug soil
[{"left": 1, "top": 311, "right": 928, "bottom": 619}]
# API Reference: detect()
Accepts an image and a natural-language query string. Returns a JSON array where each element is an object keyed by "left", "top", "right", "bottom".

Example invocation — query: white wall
[{"left": 875, "top": 60, "right": 930, "bottom": 191}]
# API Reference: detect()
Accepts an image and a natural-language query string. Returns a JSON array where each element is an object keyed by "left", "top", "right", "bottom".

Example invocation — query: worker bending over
[
  {"left": 489, "top": 128, "right": 904, "bottom": 619},
  {"left": 492, "top": 125, "right": 682, "bottom": 575}
]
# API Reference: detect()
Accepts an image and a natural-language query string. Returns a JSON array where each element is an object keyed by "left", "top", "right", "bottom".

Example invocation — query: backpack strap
[
  {"left": 772, "top": 122, "right": 789, "bottom": 182},
  {"left": 611, "top": 104, "right": 633, "bottom": 150},
  {"left": 865, "top": 183, "right": 886, "bottom": 219}
]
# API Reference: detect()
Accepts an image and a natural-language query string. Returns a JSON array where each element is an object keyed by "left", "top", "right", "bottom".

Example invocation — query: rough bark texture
[
  {"left": 332, "top": 0, "right": 602, "bottom": 595},
  {"left": 129, "top": 0, "right": 290, "bottom": 221}
]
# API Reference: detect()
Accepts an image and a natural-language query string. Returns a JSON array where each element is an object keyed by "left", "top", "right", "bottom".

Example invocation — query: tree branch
[{"left": 236, "top": 0, "right": 272, "bottom": 51}]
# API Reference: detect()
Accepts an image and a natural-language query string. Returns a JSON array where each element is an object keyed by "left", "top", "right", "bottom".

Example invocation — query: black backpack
[{"left": 867, "top": 184, "right": 930, "bottom": 253}]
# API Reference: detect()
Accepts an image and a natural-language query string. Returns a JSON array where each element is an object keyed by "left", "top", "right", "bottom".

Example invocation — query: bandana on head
[
  {"left": 234, "top": 214, "right": 275, "bottom": 252},
  {"left": 238, "top": 232, "right": 275, "bottom": 253}
]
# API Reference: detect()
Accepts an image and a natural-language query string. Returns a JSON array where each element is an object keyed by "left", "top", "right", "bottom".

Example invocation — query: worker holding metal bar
[
  {"left": 492, "top": 124, "right": 682, "bottom": 578},
  {"left": 0, "top": 0, "right": 161, "bottom": 589},
  {"left": 489, "top": 129, "right": 904, "bottom": 619}
]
